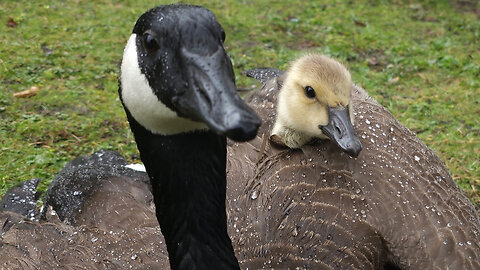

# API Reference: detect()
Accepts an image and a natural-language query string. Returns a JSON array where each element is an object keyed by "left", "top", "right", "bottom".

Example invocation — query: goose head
[
  {"left": 119, "top": 5, "right": 260, "bottom": 141},
  {"left": 272, "top": 54, "right": 362, "bottom": 157}
]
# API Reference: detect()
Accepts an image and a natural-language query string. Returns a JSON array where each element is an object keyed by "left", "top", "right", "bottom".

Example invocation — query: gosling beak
[
  {"left": 178, "top": 46, "right": 261, "bottom": 142},
  {"left": 319, "top": 106, "right": 362, "bottom": 157}
]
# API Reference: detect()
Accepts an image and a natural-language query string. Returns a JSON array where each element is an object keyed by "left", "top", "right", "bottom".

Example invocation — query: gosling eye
[
  {"left": 304, "top": 86, "right": 316, "bottom": 99},
  {"left": 142, "top": 32, "right": 159, "bottom": 54}
]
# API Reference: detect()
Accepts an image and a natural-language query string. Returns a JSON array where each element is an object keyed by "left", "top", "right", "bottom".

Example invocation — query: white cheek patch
[{"left": 120, "top": 34, "right": 208, "bottom": 135}]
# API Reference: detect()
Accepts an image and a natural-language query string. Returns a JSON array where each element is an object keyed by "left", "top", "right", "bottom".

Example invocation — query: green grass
[{"left": 1, "top": 0, "right": 479, "bottom": 207}]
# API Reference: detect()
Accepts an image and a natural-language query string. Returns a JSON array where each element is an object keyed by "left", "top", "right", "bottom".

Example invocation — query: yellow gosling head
[{"left": 272, "top": 54, "right": 362, "bottom": 157}]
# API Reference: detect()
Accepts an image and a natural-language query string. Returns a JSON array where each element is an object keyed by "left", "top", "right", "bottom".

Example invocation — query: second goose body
[{"left": 225, "top": 58, "right": 480, "bottom": 269}]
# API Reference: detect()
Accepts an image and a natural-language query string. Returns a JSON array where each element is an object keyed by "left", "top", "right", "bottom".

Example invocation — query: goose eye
[
  {"left": 142, "top": 33, "right": 159, "bottom": 54},
  {"left": 304, "top": 86, "right": 316, "bottom": 98}
]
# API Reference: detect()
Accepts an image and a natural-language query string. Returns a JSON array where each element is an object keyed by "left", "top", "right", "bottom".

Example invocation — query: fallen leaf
[
  {"left": 13, "top": 86, "right": 40, "bottom": 98},
  {"left": 389, "top": 77, "right": 400, "bottom": 84},
  {"left": 6, "top": 18, "right": 18, "bottom": 28},
  {"left": 354, "top": 19, "right": 366, "bottom": 27}
]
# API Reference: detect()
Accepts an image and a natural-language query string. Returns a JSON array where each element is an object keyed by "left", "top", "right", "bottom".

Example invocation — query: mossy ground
[{"left": 1, "top": 0, "right": 479, "bottom": 206}]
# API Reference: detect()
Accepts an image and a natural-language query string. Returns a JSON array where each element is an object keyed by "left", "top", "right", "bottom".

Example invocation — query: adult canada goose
[
  {"left": 117, "top": 4, "right": 260, "bottom": 269},
  {"left": 1, "top": 4, "right": 479, "bottom": 270}
]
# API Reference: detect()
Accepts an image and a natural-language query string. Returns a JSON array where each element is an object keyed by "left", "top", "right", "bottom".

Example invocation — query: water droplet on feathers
[{"left": 250, "top": 190, "right": 258, "bottom": 200}]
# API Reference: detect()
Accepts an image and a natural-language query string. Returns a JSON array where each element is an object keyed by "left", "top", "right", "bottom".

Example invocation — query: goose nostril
[{"left": 335, "top": 125, "right": 342, "bottom": 138}]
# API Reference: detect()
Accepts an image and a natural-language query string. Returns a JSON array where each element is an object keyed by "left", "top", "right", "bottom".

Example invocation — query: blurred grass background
[{"left": 0, "top": 0, "right": 479, "bottom": 207}]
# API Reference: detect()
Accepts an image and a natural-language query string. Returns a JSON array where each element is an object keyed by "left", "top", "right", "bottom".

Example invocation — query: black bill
[{"left": 319, "top": 106, "right": 362, "bottom": 157}]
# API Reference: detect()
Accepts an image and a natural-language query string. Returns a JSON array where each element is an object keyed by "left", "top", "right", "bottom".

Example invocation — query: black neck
[{"left": 125, "top": 109, "right": 239, "bottom": 270}]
